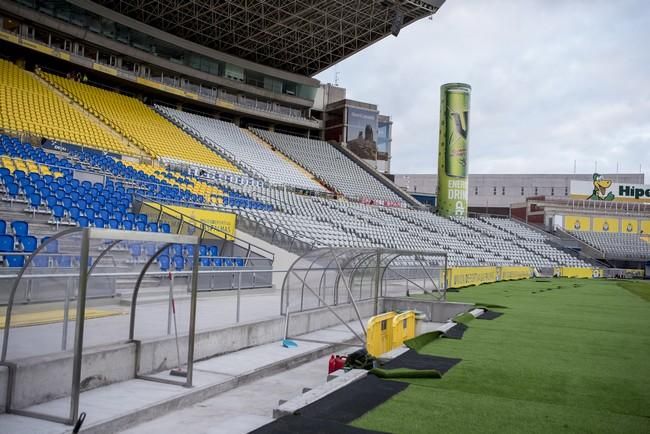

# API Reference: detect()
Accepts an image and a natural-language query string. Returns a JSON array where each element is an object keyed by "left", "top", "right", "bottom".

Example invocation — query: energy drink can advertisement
[{"left": 437, "top": 83, "right": 471, "bottom": 217}]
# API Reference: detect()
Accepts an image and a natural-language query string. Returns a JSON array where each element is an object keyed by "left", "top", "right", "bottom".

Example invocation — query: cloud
[{"left": 316, "top": 0, "right": 650, "bottom": 179}]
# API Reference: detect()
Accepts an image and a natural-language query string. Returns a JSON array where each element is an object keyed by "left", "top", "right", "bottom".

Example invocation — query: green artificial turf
[
  {"left": 403, "top": 331, "right": 441, "bottom": 351},
  {"left": 352, "top": 278, "right": 650, "bottom": 434}
]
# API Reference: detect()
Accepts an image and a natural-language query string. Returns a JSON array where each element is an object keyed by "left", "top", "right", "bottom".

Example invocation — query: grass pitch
[{"left": 352, "top": 278, "right": 650, "bottom": 433}]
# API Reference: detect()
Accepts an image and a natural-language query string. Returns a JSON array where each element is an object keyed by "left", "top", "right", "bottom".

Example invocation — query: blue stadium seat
[
  {"left": 42, "top": 237, "right": 58, "bottom": 253},
  {"left": 5, "top": 255, "right": 24, "bottom": 268},
  {"left": 20, "top": 235, "right": 38, "bottom": 252},
  {"left": 158, "top": 254, "right": 170, "bottom": 271},
  {"left": 209, "top": 246, "right": 218, "bottom": 257},
  {"left": 0, "top": 219, "right": 5, "bottom": 235},
  {"left": 52, "top": 205, "right": 65, "bottom": 222},
  {"left": 108, "top": 219, "right": 119, "bottom": 229},
  {"left": 94, "top": 218, "right": 106, "bottom": 228},
  {"left": 123, "top": 220, "right": 134, "bottom": 230},
  {"left": 32, "top": 255, "right": 49, "bottom": 267},
  {"left": 77, "top": 216, "right": 90, "bottom": 228},
  {"left": 135, "top": 221, "right": 146, "bottom": 231},
  {"left": 0, "top": 234, "right": 14, "bottom": 252},
  {"left": 160, "top": 223, "right": 171, "bottom": 233},
  {"left": 11, "top": 221, "right": 28, "bottom": 237},
  {"left": 69, "top": 206, "right": 81, "bottom": 221},
  {"left": 147, "top": 222, "right": 158, "bottom": 233},
  {"left": 172, "top": 255, "right": 185, "bottom": 271},
  {"left": 57, "top": 255, "right": 72, "bottom": 267},
  {"left": 130, "top": 244, "right": 141, "bottom": 260}
]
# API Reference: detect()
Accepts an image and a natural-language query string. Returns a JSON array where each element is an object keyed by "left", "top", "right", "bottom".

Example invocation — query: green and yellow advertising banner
[{"left": 437, "top": 83, "right": 471, "bottom": 217}]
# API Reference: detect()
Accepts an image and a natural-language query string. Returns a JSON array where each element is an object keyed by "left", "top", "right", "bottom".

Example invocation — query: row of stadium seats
[
  {"left": 38, "top": 71, "right": 241, "bottom": 174},
  {"left": 156, "top": 105, "right": 326, "bottom": 191},
  {"left": 570, "top": 231, "right": 650, "bottom": 259},
  {"left": 1, "top": 134, "right": 273, "bottom": 229},
  {"left": 0, "top": 59, "right": 138, "bottom": 156},
  {"left": 233, "top": 185, "right": 590, "bottom": 268},
  {"left": 251, "top": 128, "right": 405, "bottom": 203}
]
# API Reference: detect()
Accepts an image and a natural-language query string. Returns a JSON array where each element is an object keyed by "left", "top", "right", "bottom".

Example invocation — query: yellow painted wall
[
  {"left": 641, "top": 220, "right": 650, "bottom": 235},
  {"left": 564, "top": 215, "right": 591, "bottom": 231},
  {"left": 592, "top": 217, "right": 619, "bottom": 233},
  {"left": 621, "top": 219, "right": 638, "bottom": 234}
]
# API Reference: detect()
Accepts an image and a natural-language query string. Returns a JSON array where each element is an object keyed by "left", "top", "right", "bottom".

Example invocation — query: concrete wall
[
  {"left": 1, "top": 299, "right": 378, "bottom": 411},
  {"left": 382, "top": 298, "right": 473, "bottom": 322},
  {"left": 235, "top": 229, "right": 299, "bottom": 288}
]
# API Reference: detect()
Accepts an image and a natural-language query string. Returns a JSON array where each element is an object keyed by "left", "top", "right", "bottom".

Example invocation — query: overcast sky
[{"left": 315, "top": 0, "right": 650, "bottom": 180}]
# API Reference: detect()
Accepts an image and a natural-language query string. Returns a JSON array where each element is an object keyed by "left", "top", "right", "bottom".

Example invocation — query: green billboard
[{"left": 437, "top": 83, "right": 471, "bottom": 217}]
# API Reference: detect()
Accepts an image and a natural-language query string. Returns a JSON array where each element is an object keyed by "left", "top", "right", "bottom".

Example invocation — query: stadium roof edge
[
  {"left": 67, "top": 0, "right": 320, "bottom": 86},
  {"left": 85, "top": 0, "right": 446, "bottom": 76}
]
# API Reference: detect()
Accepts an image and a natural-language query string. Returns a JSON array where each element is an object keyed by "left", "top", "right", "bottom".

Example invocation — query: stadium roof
[{"left": 85, "top": 0, "right": 445, "bottom": 76}]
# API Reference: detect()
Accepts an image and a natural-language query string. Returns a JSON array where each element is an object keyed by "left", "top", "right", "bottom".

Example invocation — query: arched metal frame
[
  {"left": 0, "top": 228, "right": 200, "bottom": 425},
  {"left": 281, "top": 248, "right": 447, "bottom": 347}
]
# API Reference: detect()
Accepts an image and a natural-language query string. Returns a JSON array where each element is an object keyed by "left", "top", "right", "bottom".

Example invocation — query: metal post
[
  {"left": 236, "top": 270, "right": 241, "bottom": 323},
  {"left": 185, "top": 241, "right": 200, "bottom": 387},
  {"left": 61, "top": 277, "right": 71, "bottom": 351},
  {"left": 290, "top": 271, "right": 365, "bottom": 345},
  {"left": 167, "top": 272, "right": 174, "bottom": 335},
  {"left": 373, "top": 249, "right": 381, "bottom": 315},
  {"left": 70, "top": 229, "right": 90, "bottom": 423},
  {"left": 328, "top": 247, "right": 367, "bottom": 336}
]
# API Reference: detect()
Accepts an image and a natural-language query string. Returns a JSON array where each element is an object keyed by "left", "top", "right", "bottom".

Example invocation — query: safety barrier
[
  {"left": 447, "top": 266, "right": 535, "bottom": 289},
  {"left": 499, "top": 266, "right": 533, "bottom": 281},
  {"left": 366, "top": 311, "right": 396, "bottom": 356},
  {"left": 447, "top": 267, "right": 498, "bottom": 289},
  {"left": 559, "top": 267, "right": 594, "bottom": 278},
  {"left": 392, "top": 311, "right": 416, "bottom": 348}
]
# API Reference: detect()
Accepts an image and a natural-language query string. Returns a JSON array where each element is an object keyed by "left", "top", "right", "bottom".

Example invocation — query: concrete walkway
[{"left": 121, "top": 355, "right": 338, "bottom": 434}]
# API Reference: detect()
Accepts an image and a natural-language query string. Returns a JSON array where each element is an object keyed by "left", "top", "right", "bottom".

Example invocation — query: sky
[{"left": 315, "top": 0, "right": 650, "bottom": 180}]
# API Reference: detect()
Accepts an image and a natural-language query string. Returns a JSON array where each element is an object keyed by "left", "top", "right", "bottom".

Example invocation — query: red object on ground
[{"left": 328, "top": 355, "right": 347, "bottom": 374}]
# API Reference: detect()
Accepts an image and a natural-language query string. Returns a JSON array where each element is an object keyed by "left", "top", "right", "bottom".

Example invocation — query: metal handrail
[{"left": 134, "top": 195, "right": 275, "bottom": 261}]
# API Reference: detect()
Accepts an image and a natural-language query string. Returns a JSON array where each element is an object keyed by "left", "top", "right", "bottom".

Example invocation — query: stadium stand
[
  {"left": 251, "top": 128, "right": 405, "bottom": 203},
  {"left": 38, "top": 71, "right": 241, "bottom": 174},
  {"left": 156, "top": 105, "right": 326, "bottom": 192},
  {"left": 0, "top": 60, "right": 137, "bottom": 156},
  {"left": 570, "top": 231, "right": 650, "bottom": 259},
  {"left": 0, "top": 134, "right": 259, "bottom": 269}
]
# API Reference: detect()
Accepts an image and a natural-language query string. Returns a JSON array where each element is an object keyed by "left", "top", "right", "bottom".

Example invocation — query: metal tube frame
[{"left": 1, "top": 228, "right": 199, "bottom": 424}]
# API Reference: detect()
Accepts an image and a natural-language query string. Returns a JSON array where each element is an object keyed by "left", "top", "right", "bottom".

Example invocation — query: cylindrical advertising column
[{"left": 437, "top": 83, "right": 471, "bottom": 217}]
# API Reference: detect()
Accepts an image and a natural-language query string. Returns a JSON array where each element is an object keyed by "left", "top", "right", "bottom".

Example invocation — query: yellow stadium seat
[
  {"left": 0, "top": 59, "right": 141, "bottom": 157},
  {"left": 39, "top": 72, "right": 240, "bottom": 174}
]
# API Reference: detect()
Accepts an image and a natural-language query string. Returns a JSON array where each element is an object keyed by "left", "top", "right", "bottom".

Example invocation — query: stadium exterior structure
[{"left": 395, "top": 173, "right": 645, "bottom": 214}]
